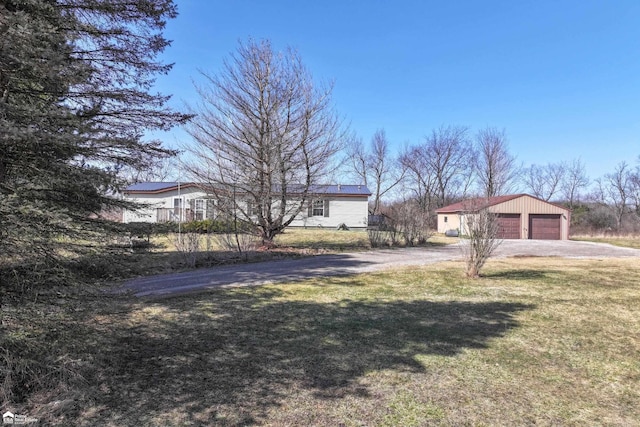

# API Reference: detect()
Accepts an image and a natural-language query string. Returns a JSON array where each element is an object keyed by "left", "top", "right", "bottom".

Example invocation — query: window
[
  {"left": 194, "top": 199, "right": 205, "bottom": 220},
  {"left": 312, "top": 199, "right": 324, "bottom": 216},
  {"left": 247, "top": 201, "right": 259, "bottom": 216},
  {"left": 173, "top": 198, "right": 183, "bottom": 221},
  {"left": 307, "top": 200, "right": 329, "bottom": 218},
  {"left": 444, "top": 216, "right": 448, "bottom": 223},
  {"left": 205, "top": 199, "right": 216, "bottom": 219}
]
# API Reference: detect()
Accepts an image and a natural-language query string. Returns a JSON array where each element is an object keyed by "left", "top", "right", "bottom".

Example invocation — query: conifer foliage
[{"left": 0, "top": 0, "right": 189, "bottom": 262}]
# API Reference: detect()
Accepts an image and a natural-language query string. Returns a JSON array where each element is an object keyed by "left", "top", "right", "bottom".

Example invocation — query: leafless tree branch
[
  {"left": 474, "top": 127, "right": 519, "bottom": 197},
  {"left": 183, "top": 39, "right": 344, "bottom": 245}
]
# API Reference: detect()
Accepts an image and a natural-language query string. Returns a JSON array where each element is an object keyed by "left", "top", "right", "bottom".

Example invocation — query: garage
[
  {"left": 436, "top": 194, "right": 571, "bottom": 240},
  {"left": 529, "top": 214, "right": 561, "bottom": 240},
  {"left": 496, "top": 214, "right": 521, "bottom": 239}
]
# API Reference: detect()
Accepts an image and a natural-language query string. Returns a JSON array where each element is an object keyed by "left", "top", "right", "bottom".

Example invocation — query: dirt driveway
[{"left": 123, "top": 240, "right": 640, "bottom": 297}]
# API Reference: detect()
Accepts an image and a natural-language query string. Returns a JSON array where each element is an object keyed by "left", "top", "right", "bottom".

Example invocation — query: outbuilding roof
[
  {"left": 124, "top": 182, "right": 371, "bottom": 196},
  {"left": 435, "top": 194, "right": 570, "bottom": 213}
]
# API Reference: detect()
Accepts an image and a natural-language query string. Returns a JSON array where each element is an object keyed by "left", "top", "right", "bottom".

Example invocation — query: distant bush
[
  {"left": 182, "top": 219, "right": 228, "bottom": 233},
  {"left": 570, "top": 204, "right": 618, "bottom": 235},
  {"left": 368, "top": 229, "right": 390, "bottom": 248},
  {"left": 121, "top": 221, "right": 154, "bottom": 239},
  {"left": 156, "top": 219, "right": 253, "bottom": 234},
  {"left": 120, "top": 221, "right": 174, "bottom": 239}
]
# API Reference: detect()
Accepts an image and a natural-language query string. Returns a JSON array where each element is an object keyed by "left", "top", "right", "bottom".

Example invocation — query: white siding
[
  {"left": 123, "top": 188, "right": 208, "bottom": 223},
  {"left": 124, "top": 191, "right": 370, "bottom": 229},
  {"left": 289, "top": 196, "right": 369, "bottom": 228}
]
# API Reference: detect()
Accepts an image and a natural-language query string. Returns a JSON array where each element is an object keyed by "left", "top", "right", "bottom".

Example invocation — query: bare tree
[
  {"left": 474, "top": 127, "right": 519, "bottom": 197},
  {"left": 346, "top": 129, "right": 404, "bottom": 215},
  {"left": 400, "top": 125, "right": 473, "bottom": 215},
  {"left": 631, "top": 173, "right": 640, "bottom": 216},
  {"left": 523, "top": 164, "right": 546, "bottom": 199},
  {"left": 595, "top": 162, "right": 632, "bottom": 230},
  {"left": 184, "top": 39, "right": 343, "bottom": 246},
  {"left": 460, "top": 206, "right": 502, "bottom": 278},
  {"left": 400, "top": 144, "right": 438, "bottom": 213},
  {"left": 345, "top": 134, "right": 369, "bottom": 188},
  {"left": 626, "top": 156, "right": 640, "bottom": 216},
  {"left": 119, "top": 154, "right": 180, "bottom": 184},
  {"left": 561, "top": 158, "right": 590, "bottom": 208},
  {"left": 523, "top": 162, "right": 565, "bottom": 201},
  {"left": 424, "top": 125, "right": 474, "bottom": 207}
]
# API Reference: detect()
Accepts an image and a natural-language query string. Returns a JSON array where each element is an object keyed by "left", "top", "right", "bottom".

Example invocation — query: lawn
[
  {"left": 274, "top": 228, "right": 371, "bottom": 251},
  {"left": 3, "top": 256, "right": 640, "bottom": 426},
  {"left": 148, "top": 228, "right": 371, "bottom": 253},
  {"left": 149, "top": 228, "right": 448, "bottom": 255},
  {"left": 572, "top": 235, "right": 640, "bottom": 250}
]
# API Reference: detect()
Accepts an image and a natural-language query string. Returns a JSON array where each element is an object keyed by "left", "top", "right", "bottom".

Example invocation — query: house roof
[
  {"left": 435, "top": 194, "right": 570, "bottom": 213},
  {"left": 305, "top": 184, "right": 371, "bottom": 195},
  {"left": 124, "top": 182, "right": 371, "bottom": 196},
  {"left": 124, "top": 182, "right": 200, "bottom": 194}
]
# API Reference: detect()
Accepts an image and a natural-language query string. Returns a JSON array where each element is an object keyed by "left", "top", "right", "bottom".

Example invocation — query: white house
[{"left": 122, "top": 182, "right": 371, "bottom": 229}]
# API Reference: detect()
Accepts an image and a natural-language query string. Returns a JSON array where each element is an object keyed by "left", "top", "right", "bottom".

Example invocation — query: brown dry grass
[
  {"left": 274, "top": 228, "right": 371, "bottom": 251},
  {"left": 572, "top": 234, "right": 640, "bottom": 250},
  {"left": 149, "top": 228, "right": 371, "bottom": 253},
  {"left": 3, "top": 256, "right": 640, "bottom": 426}
]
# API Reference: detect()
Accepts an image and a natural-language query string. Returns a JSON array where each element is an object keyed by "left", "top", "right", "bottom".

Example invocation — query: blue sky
[{"left": 152, "top": 0, "right": 640, "bottom": 181}]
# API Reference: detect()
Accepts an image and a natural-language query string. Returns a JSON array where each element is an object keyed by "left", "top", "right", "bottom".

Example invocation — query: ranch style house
[{"left": 123, "top": 182, "right": 372, "bottom": 229}]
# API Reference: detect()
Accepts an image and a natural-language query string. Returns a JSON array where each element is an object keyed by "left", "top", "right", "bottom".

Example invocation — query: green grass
[
  {"left": 274, "top": 228, "right": 370, "bottom": 251},
  {"left": 572, "top": 235, "right": 640, "bottom": 250},
  {"left": 4, "top": 257, "right": 640, "bottom": 425}
]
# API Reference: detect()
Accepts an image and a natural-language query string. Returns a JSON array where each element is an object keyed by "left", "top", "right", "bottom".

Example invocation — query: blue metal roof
[
  {"left": 125, "top": 182, "right": 181, "bottom": 192},
  {"left": 124, "top": 182, "right": 371, "bottom": 195},
  {"left": 307, "top": 185, "right": 371, "bottom": 195}
]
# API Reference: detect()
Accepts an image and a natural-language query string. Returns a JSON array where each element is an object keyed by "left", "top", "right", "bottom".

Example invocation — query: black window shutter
[{"left": 324, "top": 199, "right": 330, "bottom": 217}]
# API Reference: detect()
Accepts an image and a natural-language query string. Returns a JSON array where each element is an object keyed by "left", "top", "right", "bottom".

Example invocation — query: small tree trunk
[
  {"left": 466, "top": 265, "right": 480, "bottom": 279},
  {"left": 260, "top": 229, "right": 277, "bottom": 249}
]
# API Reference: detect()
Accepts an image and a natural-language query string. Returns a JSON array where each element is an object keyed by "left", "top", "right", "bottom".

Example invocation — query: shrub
[
  {"left": 368, "top": 229, "right": 390, "bottom": 248},
  {"left": 214, "top": 233, "right": 259, "bottom": 253},
  {"left": 460, "top": 209, "right": 501, "bottom": 278},
  {"left": 173, "top": 232, "right": 201, "bottom": 268},
  {"left": 160, "top": 219, "right": 253, "bottom": 234}
]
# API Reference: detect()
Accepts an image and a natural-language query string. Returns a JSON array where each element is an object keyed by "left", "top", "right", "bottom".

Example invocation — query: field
[
  {"left": 571, "top": 234, "right": 640, "bottom": 250},
  {"left": 3, "top": 236, "right": 640, "bottom": 425}
]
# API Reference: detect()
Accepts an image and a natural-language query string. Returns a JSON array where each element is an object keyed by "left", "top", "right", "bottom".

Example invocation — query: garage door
[
  {"left": 529, "top": 214, "right": 561, "bottom": 240},
  {"left": 496, "top": 214, "right": 521, "bottom": 239}
]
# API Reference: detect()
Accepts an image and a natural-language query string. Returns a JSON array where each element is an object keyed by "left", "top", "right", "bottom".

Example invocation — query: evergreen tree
[{"left": 0, "top": 0, "right": 189, "bottom": 263}]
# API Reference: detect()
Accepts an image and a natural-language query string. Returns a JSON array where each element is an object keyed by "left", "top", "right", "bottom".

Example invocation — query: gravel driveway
[
  {"left": 123, "top": 240, "right": 640, "bottom": 297},
  {"left": 492, "top": 239, "right": 640, "bottom": 259}
]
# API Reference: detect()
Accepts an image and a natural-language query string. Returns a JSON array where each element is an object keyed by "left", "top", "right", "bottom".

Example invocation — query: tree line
[{"left": 347, "top": 125, "right": 640, "bottom": 234}]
